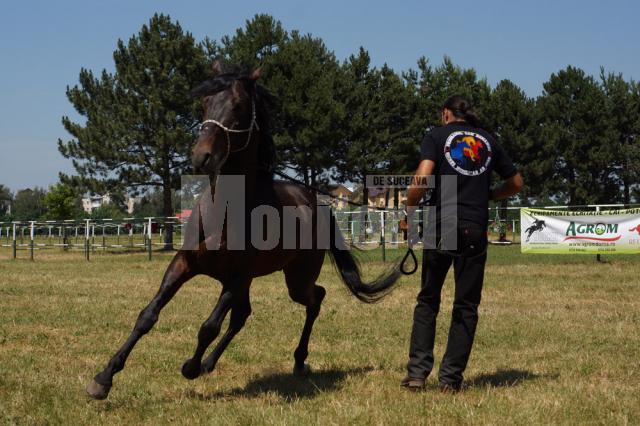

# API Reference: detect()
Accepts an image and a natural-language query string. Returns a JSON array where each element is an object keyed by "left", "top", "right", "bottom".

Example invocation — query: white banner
[{"left": 521, "top": 208, "right": 640, "bottom": 254}]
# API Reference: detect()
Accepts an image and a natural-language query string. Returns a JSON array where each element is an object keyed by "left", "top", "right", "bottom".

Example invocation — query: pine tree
[
  {"left": 600, "top": 69, "right": 640, "bottom": 205},
  {"left": 263, "top": 31, "right": 344, "bottom": 185},
  {"left": 411, "top": 56, "right": 492, "bottom": 134},
  {"left": 335, "top": 49, "right": 397, "bottom": 203},
  {"left": 58, "top": 14, "right": 210, "bottom": 248},
  {"left": 632, "top": 82, "right": 640, "bottom": 202},
  {"left": 219, "top": 15, "right": 344, "bottom": 186},
  {"left": 536, "top": 66, "right": 615, "bottom": 205},
  {"left": 219, "top": 14, "right": 288, "bottom": 68},
  {"left": 484, "top": 79, "right": 544, "bottom": 201}
]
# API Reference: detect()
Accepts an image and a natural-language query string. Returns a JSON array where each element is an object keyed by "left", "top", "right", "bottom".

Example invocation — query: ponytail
[{"left": 443, "top": 95, "right": 480, "bottom": 127}]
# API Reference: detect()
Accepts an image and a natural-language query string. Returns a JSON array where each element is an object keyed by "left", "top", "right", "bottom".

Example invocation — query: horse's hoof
[
  {"left": 86, "top": 379, "right": 111, "bottom": 400},
  {"left": 293, "top": 363, "right": 311, "bottom": 377},
  {"left": 181, "top": 359, "right": 201, "bottom": 380}
]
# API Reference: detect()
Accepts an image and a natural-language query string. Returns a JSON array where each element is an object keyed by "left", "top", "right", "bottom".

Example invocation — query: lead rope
[
  {"left": 400, "top": 247, "right": 418, "bottom": 275},
  {"left": 400, "top": 210, "right": 418, "bottom": 275}
]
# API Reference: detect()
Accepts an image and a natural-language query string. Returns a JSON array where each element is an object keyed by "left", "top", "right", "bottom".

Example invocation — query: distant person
[{"left": 401, "top": 95, "right": 523, "bottom": 392}]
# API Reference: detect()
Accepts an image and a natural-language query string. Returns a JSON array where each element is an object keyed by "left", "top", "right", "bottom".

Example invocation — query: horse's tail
[{"left": 327, "top": 213, "right": 403, "bottom": 303}]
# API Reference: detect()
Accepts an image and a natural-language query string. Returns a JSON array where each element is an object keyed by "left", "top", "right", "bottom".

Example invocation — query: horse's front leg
[
  {"left": 200, "top": 290, "right": 251, "bottom": 375},
  {"left": 86, "top": 251, "right": 196, "bottom": 400},
  {"left": 181, "top": 277, "right": 251, "bottom": 380},
  {"left": 180, "top": 288, "right": 233, "bottom": 379}
]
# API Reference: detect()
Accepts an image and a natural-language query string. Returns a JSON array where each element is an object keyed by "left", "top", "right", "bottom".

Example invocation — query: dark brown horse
[{"left": 86, "top": 63, "right": 402, "bottom": 400}]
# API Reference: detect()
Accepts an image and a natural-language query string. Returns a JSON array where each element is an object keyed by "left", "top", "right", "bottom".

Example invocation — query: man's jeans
[{"left": 406, "top": 221, "right": 488, "bottom": 386}]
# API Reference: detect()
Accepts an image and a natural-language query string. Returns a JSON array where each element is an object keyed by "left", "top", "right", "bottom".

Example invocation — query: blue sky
[{"left": 1, "top": 0, "right": 638, "bottom": 192}]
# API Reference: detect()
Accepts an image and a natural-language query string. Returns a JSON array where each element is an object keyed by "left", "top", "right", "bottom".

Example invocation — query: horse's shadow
[
  {"left": 468, "top": 368, "right": 551, "bottom": 388},
  {"left": 185, "top": 367, "right": 551, "bottom": 402},
  {"left": 185, "top": 366, "right": 373, "bottom": 401}
]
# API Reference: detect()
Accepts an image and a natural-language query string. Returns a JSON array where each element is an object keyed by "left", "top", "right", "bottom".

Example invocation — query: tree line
[
  {"left": 3, "top": 13, "right": 639, "bottom": 225},
  {"left": 0, "top": 184, "right": 176, "bottom": 222}
]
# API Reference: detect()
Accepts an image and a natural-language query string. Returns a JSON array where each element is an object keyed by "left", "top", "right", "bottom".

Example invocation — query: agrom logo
[{"left": 564, "top": 222, "right": 621, "bottom": 242}]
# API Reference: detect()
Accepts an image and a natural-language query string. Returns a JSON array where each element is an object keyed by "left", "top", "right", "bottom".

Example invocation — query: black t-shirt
[{"left": 420, "top": 122, "right": 517, "bottom": 227}]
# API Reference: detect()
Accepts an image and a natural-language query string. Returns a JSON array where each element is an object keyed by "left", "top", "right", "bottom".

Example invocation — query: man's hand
[{"left": 406, "top": 159, "right": 435, "bottom": 207}]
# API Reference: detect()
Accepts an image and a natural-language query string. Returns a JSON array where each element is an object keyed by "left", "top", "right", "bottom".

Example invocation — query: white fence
[
  {"left": 2, "top": 204, "right": 637, "bottom": 261},
  {"left": 0, "top": 217, "right": 184, "bottom": 260}
]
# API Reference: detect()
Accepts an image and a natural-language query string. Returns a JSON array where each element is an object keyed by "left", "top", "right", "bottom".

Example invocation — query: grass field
[{"left": 0, "top": 246, "right": 639, "bottom": 424}]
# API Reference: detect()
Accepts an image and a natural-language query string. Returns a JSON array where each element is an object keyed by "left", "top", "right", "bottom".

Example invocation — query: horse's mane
[{"left": 191, "top": 65, "right": 276, "bottom": 177}]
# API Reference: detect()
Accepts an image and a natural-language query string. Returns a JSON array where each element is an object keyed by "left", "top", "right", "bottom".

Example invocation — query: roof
[{"left": 367, "top": 187, "right": 389, "bottom": 198}]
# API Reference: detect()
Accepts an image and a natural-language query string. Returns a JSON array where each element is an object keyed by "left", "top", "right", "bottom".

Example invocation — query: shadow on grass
[
  {"left": 186, "top": 366, "right": 374, "bottom": 401},
  {"left": 469, "top": 368, "right": 554, "bottom": 388}
]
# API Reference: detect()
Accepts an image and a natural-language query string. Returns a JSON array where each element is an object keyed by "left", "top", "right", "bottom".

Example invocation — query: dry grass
[{"left": 0, "top": 247, "right": 639, "bottom": 425}]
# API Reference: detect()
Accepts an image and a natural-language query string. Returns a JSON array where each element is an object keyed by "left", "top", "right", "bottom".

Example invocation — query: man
[{"left": 401, "top": 95, "right": 523, "bottom": 392}]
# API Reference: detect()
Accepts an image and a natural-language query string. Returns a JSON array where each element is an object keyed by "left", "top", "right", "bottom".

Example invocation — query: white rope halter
[{"left": 200, "top": 99, "right": 260, "bottom": 165}]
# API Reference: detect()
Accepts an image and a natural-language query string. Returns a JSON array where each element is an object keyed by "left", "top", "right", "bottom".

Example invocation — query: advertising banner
[{"left": 521, "top": 208, "right": 640, "bottom": 254}]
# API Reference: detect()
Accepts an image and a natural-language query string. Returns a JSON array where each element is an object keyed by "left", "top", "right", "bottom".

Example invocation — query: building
[
  {"left": 326, "top": 184, "right": 353, "bottom": 210},
  {"left": 82, "top": 193, "right": 111, "bottom": 213},
  {"left": 82, "top": 193, "right": 138, "bottom": 214},
  {"left": 367, "top": 188, "right": 407, "bottom": 209},
  {"left": 319, "top": 184, "right": 408, "bottom": 210},
  {"left": 124, "top": 196, "right": 138, "bottom": 214}
]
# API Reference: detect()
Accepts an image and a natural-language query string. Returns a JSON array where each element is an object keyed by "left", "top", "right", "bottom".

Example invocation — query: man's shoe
[
  {"left": 400, "top": 376, "right": 425, "bottom": 391},
  {"left": 438, "top": 381, "right": 462, "bottom": 393}
]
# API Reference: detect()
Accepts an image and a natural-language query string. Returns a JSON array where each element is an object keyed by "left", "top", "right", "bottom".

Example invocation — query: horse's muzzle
[{"left": 192, "top": 149, "right": 214, "bottom": 174}]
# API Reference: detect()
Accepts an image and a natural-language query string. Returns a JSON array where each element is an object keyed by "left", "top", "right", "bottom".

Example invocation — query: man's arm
[
  {"left": 490, "top": 172, "right": 523, "bottom": 201},
  {"left": 406, "top": 159, "right": 436, "bottom": 207}
]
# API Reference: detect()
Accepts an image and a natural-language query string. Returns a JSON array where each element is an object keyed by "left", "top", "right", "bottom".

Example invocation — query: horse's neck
[{"left": 217, "top": 136, "right": 264, "bottom": 203}]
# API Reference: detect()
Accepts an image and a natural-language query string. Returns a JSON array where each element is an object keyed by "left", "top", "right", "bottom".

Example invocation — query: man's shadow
[
  {"left": 468, "top": 368, "right": 553, "bottom": 388},
  {"left": 186, "top": 366, "right": 374, "bottom": 401}
]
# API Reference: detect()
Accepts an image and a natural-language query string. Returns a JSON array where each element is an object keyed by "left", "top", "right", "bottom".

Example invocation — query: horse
[
  {"left": 86, "top": 63, "right": 403, "bottom": 400},
  {"left": 525, "top": 219, "right": 546, "bottom": 242}
]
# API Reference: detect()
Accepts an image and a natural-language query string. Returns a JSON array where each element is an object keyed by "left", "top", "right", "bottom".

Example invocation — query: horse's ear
[
  {"left": 211, "top": 60, "right": 223, "bottom": 75},
  {"left": 250, "top": 67, "right": 262, "bottom": 81}
]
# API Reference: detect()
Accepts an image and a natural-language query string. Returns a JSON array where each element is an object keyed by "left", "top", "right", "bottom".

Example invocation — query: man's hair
[{"left": 443, "top": 95, "right": 480, "bottom": 127}]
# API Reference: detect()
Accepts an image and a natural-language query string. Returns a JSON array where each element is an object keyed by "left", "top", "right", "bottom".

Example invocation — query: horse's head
[{"left": 190, "top": 62, "right": 262, "bottom": 175}]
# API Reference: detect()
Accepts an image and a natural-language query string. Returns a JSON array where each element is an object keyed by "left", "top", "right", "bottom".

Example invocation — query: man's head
[{"left": 441, "top": 95, "right": 479, "bottom": 127}]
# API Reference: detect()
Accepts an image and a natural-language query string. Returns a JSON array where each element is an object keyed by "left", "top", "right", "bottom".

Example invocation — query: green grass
[{"left": 0, "top": 246, "right": 639, "bottom": 424}]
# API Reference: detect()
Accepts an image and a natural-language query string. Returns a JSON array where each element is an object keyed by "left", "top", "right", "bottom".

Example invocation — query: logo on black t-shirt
[{"left": 444, "top": 131, "right": 492, "bottom": 176}]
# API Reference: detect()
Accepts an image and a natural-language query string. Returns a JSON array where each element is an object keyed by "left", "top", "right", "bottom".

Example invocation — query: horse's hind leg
[
  {"left": 86, "top": 251, "right": 195, "bottom": 400},
  {"left": 284, "top": 251, "right": 326, "bottom": 376},
  {"left": 181, "top": 278, "right": 251, "bottom": 380}
]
